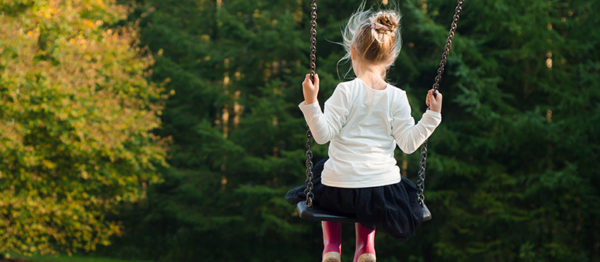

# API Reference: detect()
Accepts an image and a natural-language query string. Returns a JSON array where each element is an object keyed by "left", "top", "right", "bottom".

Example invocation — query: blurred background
[{"left": 0, "top": 0, "right": 599, "bottom": 261}]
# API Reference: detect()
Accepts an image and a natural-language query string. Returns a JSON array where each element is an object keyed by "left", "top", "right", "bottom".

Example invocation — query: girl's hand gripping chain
[
  {"left": 426, "top": 89, "right": 443, "bottom": 113},
  {"left": 302, "top": 73, "right": 320, "bottom": 105}
]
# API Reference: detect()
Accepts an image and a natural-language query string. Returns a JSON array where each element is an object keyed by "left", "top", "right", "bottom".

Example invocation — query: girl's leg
[
  {"left": 322, "top": 221, "right": 342, "bottom": 262},
  {"left": 354, "top": 222, "right": 376, "bottom": 262}
]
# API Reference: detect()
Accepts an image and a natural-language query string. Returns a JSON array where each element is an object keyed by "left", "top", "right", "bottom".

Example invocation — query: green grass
[{"left": 13, "top": 254, "right": 151, "bottom": 262}]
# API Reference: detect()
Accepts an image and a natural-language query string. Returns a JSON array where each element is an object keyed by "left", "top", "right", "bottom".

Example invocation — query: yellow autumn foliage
[{"left": 0, "top": 0, "right": 169, "bottom": 256}]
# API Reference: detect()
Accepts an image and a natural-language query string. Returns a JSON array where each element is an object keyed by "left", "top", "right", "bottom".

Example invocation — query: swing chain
[
  {"left": 309, "top": 0, "right": 317, "bottom": 80},
  {"left": 417, "top": 0, "right": 464, "bottom": 206},
  {"left": 304, "top": 130, "right": 315, "bottom": 207},
  {"left": 433, "top": 0, "right": 463, "bottom": 90},
  {"left": 417, "top": 139, "right": 428, "bottom": 205},
  {"left": 304, "top": 0, "right": 318, "bottom": 208}
]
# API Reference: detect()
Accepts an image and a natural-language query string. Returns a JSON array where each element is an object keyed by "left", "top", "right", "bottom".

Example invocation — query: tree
[
  {"left": 0, "top": 0, "right": 168, "bottom": 256},
  {"left": 380, "top": 0, "right": 600, "bottom": 261},
  {"left": 103, "top": 0, "right": 600, "bottom": 261}
]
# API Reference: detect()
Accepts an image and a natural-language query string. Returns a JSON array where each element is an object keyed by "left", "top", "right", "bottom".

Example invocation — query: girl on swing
[{"left": 298, "top": 8, "right": 443, "bottom": 262}]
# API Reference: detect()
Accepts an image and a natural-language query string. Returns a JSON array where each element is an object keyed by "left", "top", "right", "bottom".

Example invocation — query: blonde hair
[{"left": 339, "top": 4, "right": 402, "bottom": 76}]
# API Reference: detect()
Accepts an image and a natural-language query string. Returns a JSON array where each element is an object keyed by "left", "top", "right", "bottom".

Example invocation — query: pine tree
[
  {"left": 102, "top": 0, "right": 321, "bottom": 260},
  {"left": 379, "top": 0, "right": 600, "bottom": 261},
  {"left": 103, "top": 0, "right": 600, "bottom": 261}
]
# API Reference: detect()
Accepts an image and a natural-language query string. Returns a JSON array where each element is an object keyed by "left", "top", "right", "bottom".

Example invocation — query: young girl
[{"left": 298, "top": 9, "right": 442, "bottom": 262}]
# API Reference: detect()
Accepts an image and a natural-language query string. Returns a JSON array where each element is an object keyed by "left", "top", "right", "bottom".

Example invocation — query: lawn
[{"left": 7, "top": 254, "right": 150, "bottom": 262}]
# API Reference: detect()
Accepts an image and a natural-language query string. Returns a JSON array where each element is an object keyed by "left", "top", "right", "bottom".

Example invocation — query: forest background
[{"left": 0, "top": 0, "right": 599, "bottom": 261}]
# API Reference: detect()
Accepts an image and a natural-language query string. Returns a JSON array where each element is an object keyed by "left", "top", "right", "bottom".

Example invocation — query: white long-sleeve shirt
[{"left": 298, "top": 78, "right": 442, "bottom": 188}]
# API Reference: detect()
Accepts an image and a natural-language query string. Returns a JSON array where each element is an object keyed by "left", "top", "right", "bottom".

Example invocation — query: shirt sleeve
[
  {"left": 391, "top": 91, "right": 442, "bottom": 154},
  {"left": 298, "top": 84, "right": 351, "bottom": 144}
]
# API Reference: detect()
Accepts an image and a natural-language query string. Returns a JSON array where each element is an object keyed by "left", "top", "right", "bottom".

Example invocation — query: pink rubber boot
[
  {"left": 322, "top": 221, "right": 342, "bottom": 262},
  {"left": 353, "top": 223, "right": 376, "bottom": 262}
]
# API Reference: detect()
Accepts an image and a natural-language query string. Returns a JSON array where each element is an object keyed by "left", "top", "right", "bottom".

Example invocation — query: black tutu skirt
[{"left": 286, "top": 158, "right": 423, "bottom": 240}]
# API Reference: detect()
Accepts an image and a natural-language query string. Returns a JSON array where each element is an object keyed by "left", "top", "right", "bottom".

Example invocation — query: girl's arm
[
  {"left": 392, "top": 90, "right": 442, "bottom": 153},
  {"left": 299, "top": 74, "right": 350, "bottom": 144}
]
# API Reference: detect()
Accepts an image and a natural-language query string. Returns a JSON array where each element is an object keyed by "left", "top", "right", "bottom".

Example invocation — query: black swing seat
[
  {"left": 297, "top": 200, "right": 432, "bottom": 222},
  {"left": 296, "top": 200, "right": 356, "bottom": 222}
]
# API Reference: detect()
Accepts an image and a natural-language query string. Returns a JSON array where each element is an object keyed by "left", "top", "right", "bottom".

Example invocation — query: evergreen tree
[
  {"left": 379, "top": 0, "right": 600, "bottom": 261},
  {"left": 103, "top": 0, "right": 599, "bottom": 261}
]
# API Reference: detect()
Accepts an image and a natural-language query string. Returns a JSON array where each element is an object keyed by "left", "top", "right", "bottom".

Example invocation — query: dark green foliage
[{"left": 99, "top": 0, "right": 599, "bottom": 261}]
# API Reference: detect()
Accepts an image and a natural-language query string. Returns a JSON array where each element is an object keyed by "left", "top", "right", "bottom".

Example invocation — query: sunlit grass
[{"left": 12, "top": 254, "right": 151, "bottom": 262}]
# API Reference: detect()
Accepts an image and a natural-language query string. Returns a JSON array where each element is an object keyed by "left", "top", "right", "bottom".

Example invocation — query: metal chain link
[
  {"left": 309, "top": 0, "right": 317, "bottom": 81},
  {"left": 304, "top": 130, "right": 314, "bottom": 207},
  {"left": 304, "top": 0, "right": 318, "bottom": 208},
  {"left": 417, "top": 0, "right": 464, "bottom": 206}
]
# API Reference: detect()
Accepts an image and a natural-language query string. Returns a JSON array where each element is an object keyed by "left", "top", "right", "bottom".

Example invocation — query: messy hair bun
[
  {"left": 340, "top": 7, "right": 402, "bottom": 71},
  {"left": 367, "top": 12, "right": 400, "bottom": 61},
  {"left": 373, "top": 12, "right": 399, "bottom": 38}
]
